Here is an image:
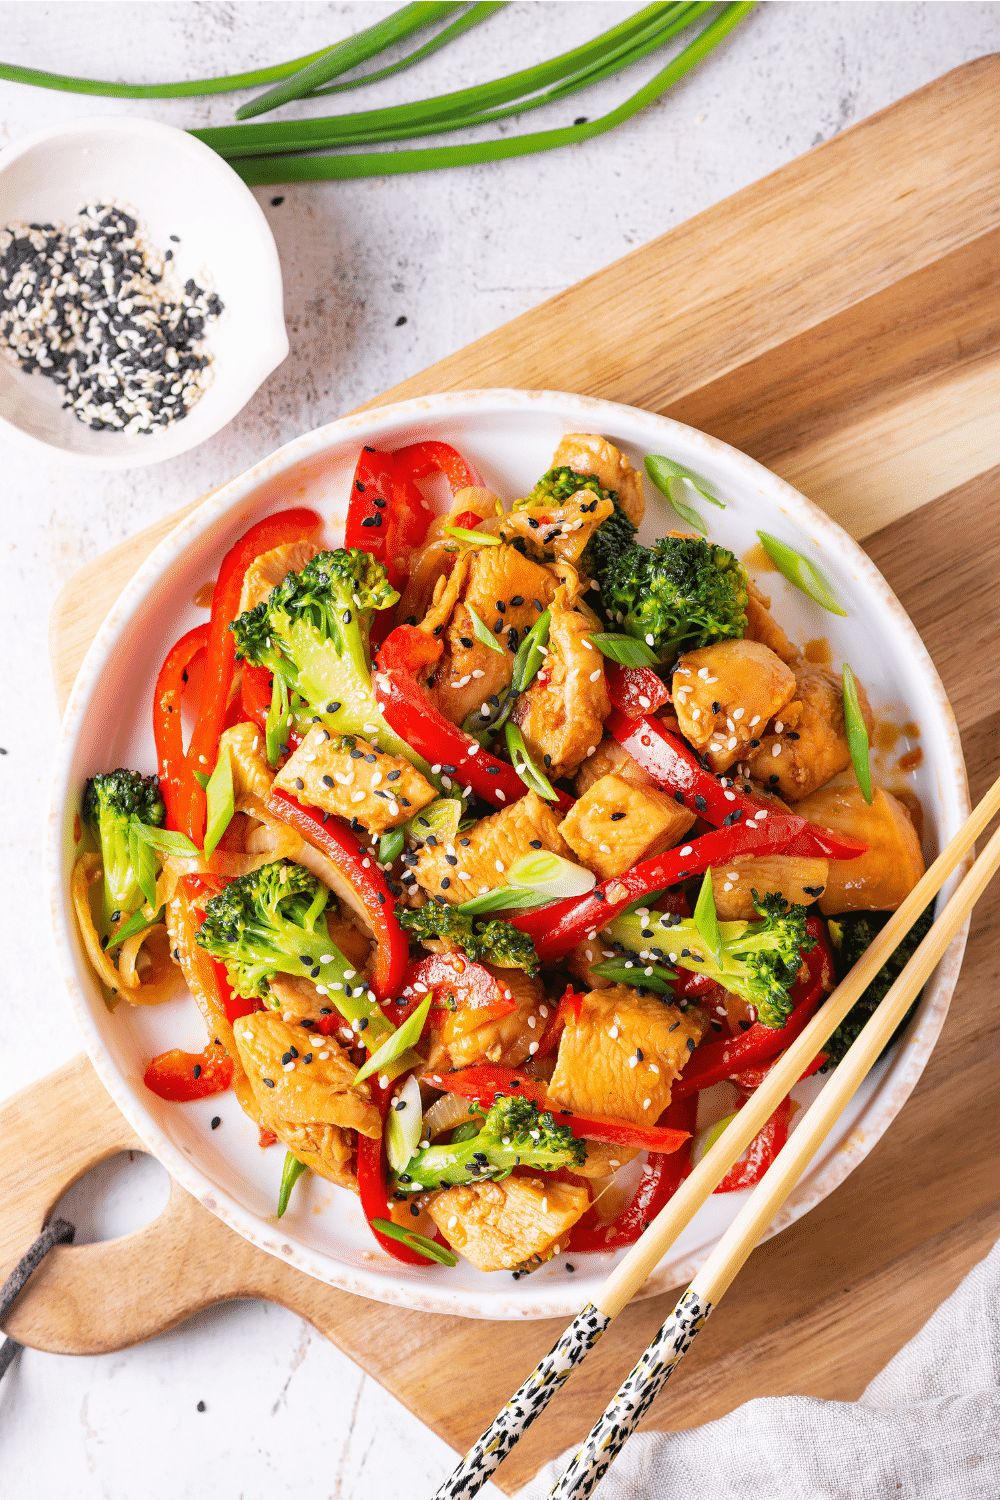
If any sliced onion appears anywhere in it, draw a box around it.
[118,924,183,1006]
[422,1090,480,1140]
[589,1149,649,1223]
[506,850,596,902]
[386,1073,424,1174]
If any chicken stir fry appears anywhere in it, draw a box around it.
[75,432,929,1278]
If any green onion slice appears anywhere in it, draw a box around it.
[107,903,164,952]
[128,818,160,910]
[693,867,723,967]
[645,454,725,537]
[370,1218,458,1266]
[379,826,405,867]
[505,722,557,800]
[386,1073,424,1174]
[266,670,291,766]
[444,525,501,546]
[588,633,661,668]
[690,1111,739,1169]
[465,603,506,656]
[512,608,550,694]
[842,663,873,805]
[276,1151,309,1219]
[405,796,464,847]
[456,885,552,916]
[132,824,200,858]
[507,849,596,901]
[354,996,432,1084]
[203,744,235,860]
[192,771,211,792]
[756,532,848,617]
[589,959,675,994]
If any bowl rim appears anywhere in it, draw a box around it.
[45,387,971,1319]
[0,114,288,471]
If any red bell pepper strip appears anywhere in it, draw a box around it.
[606,709,868,862]
[389,952,516,1025]
[672,918,834,1098]
[715,1096,794,1192]
[153,625,209,834]
[606,665,670,718]
[181,508,320,844]
[185,879,262,1024]
[357,1077,429,1265]
[569,1094,697,1251]
[531,984,578,1060]
[420,1065,690,1154]
[266,788,408,1003]
[240,660,273,734]
[511,814,810,964]
[374,625,527,809]
[143,1043,234,1102]
[392,440,483,493]
[731,1051,827,1091]
[345,447,431,593]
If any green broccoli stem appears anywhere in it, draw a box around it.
[396,1134,576,1192]
[97,813,142,928]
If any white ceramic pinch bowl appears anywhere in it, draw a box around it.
[47,389,970,1320]
[0,116,287,470]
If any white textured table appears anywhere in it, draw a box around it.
[1,4,998,1495]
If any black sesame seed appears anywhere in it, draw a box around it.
[529,839,543,849]
[192,1064,202,1079]
[197,1401,206,1413]
[211,1116,221,1129]
[610,810,625,820]
[674,790,685,805]
[440,877,451,889]
[326,701,341,712]
[687,1038,696,1051]
[263,1078,275,1087]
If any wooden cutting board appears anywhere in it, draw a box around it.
[6,58,998,1495]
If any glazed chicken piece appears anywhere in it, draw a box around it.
[512,586,610,779]
[794,785,925,913]
[428,544,558,727]
[709,853,830,921]
[744,579,800,667]
[574,735,656,796]
[428,1176,590,1272]
[672,639,797,774]
[550,433,646,527]
[274,725,436,835]
[232,1011,381,1137]
[411,791,571,905]
[238,539,321,615]
[441,965,549,1068]
[559,773,696,882]
[566,937,615,991]
[548,985,705,1125]
[747,663,874,801]
[500,489,615,567]
[271,1121,357,1191]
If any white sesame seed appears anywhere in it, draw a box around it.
[723,881,733,891]
[318,1051,330,1060]
[727,736,738,749]
[283,1060,295,1072]
[608,1025,619,1038]
[589,669,602,682]
[371,771,383,786]
[495,790,505,801]
[528,1042,539,1054]
[527,1016,536,1029]
[733,707,745,720]
[448,1215,459,1229]
[363,724,379,734]
[643,1098,651,1109]
[379,1074,389,1088]
[351,789,367,802]
[586,745,596,756]
[680,845,693,856]
[723,790,736,801]
[772,743,782,757]
[645,634,655,645]
[698,667,710,679]
[599,842,611,853]
[472,669,485,678]
[775,722,784,734]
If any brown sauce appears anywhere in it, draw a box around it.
[194,581,215,608]
[742,541,778,573]
[802,637,831,666]
[902,720,920,738]
[874,721,902,751]
[893,788,924,843]
[897,746,923,772]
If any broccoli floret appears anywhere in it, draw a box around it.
[579,495,638,585]
[395,1093,585,1192]
[195,859,392,1040]
[599,535,748,660]
[824,905,934,1064]
[399,902,539,975]
[518,465,612,511]
[601,892,813,1029]
[82,769,165,928]
[230,548,419,766]
[512,467,638,585]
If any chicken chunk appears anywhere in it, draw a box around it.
[441,965,548,1068]
[274,726,436,835]
[574,736,656,796]
[794,785,925,914]
[559,773,696,882]
[411,791,570,905]
[428,544,558,726]
[548,985,705,1124]
[566,938,615,990]
[501,489,615,567]
[747,663,874,801]
[232,1011,381,1137]
[551,433,645,527]
[428,1176,589,1272]
[710,853,829,921]
[275,1121,357,1191]
[238,539,321,615]
[745,580,800,667]
[512,586,610,779]
[672,640,797,773]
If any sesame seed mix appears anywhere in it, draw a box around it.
[1,203,224,433]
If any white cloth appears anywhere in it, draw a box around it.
[517,1238,1000,1499]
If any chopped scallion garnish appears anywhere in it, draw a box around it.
[842,663,873,804]
[756,531,848,617]
[354,996,432,1084]
[588,633,662,668]
[645,454,725,536]
[370,1217,458,1266]
[203,744,235,859]
[276,1151,309,1219]
[505,722,557,801]
[465,604,506,656]
[693,867,723,967]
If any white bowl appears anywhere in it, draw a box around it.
[47,390,970,1319]
[0,116,287,469]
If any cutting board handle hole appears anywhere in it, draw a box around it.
[50,1150,171,1246]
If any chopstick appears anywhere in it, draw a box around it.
[433,773,999,1500]
[546,813,1000,1499]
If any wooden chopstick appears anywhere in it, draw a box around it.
[433,774,999,1500]
[546,813,1000,1499]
